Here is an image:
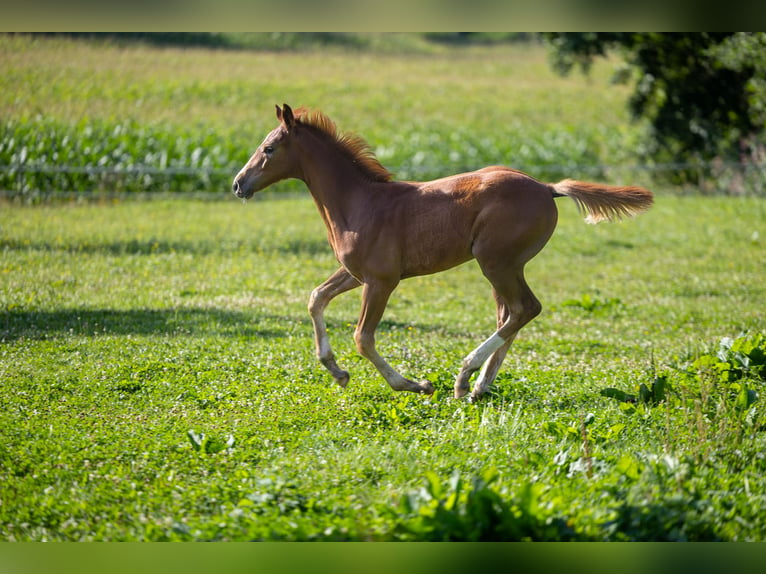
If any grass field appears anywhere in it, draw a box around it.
[2,195,764,541]
[1,35,766,541]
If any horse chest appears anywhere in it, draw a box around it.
[329,226,402,282]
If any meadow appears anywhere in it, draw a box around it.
[1,33,644,197]
[1,34,765,541]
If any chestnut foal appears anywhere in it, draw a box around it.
[233,104,653,400]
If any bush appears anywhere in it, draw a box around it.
[392,469,582,541]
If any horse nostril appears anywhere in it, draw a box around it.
[232,180,240,194]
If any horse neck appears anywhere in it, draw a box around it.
[295,131,376,228]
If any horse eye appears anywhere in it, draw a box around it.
[263,145,274,154]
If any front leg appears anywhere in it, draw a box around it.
[354,280,434,395]
[308,267,361,387]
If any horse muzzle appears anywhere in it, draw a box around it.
[232,176,255,199]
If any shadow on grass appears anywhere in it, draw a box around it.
[0,237,330,257]
[0,308,291,341]
[1,306,476,343]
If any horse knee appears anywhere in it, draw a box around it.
[307,288,323,316]
[353,329,374,357]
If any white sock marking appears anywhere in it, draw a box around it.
[464,333,505,371]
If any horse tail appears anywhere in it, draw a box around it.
[551,179,653,224]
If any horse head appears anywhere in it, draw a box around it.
[232,104,299,199]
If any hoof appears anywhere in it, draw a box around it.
[334,371,350,388]
[453,386,469,399]
[418,381,435,395]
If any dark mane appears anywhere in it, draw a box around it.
[294,107,393,183]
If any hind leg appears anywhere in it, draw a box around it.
[455,191,555,399]
[471,291,515,397]
[454,271,541,400]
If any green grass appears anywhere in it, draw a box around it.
[1,195,765,541]
[1,34,644,197]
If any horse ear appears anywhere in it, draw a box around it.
[275,104,283,121]
[281,103,295,130]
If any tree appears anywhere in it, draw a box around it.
[542,33,766,180]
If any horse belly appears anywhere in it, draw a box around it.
[399,210,474,277]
